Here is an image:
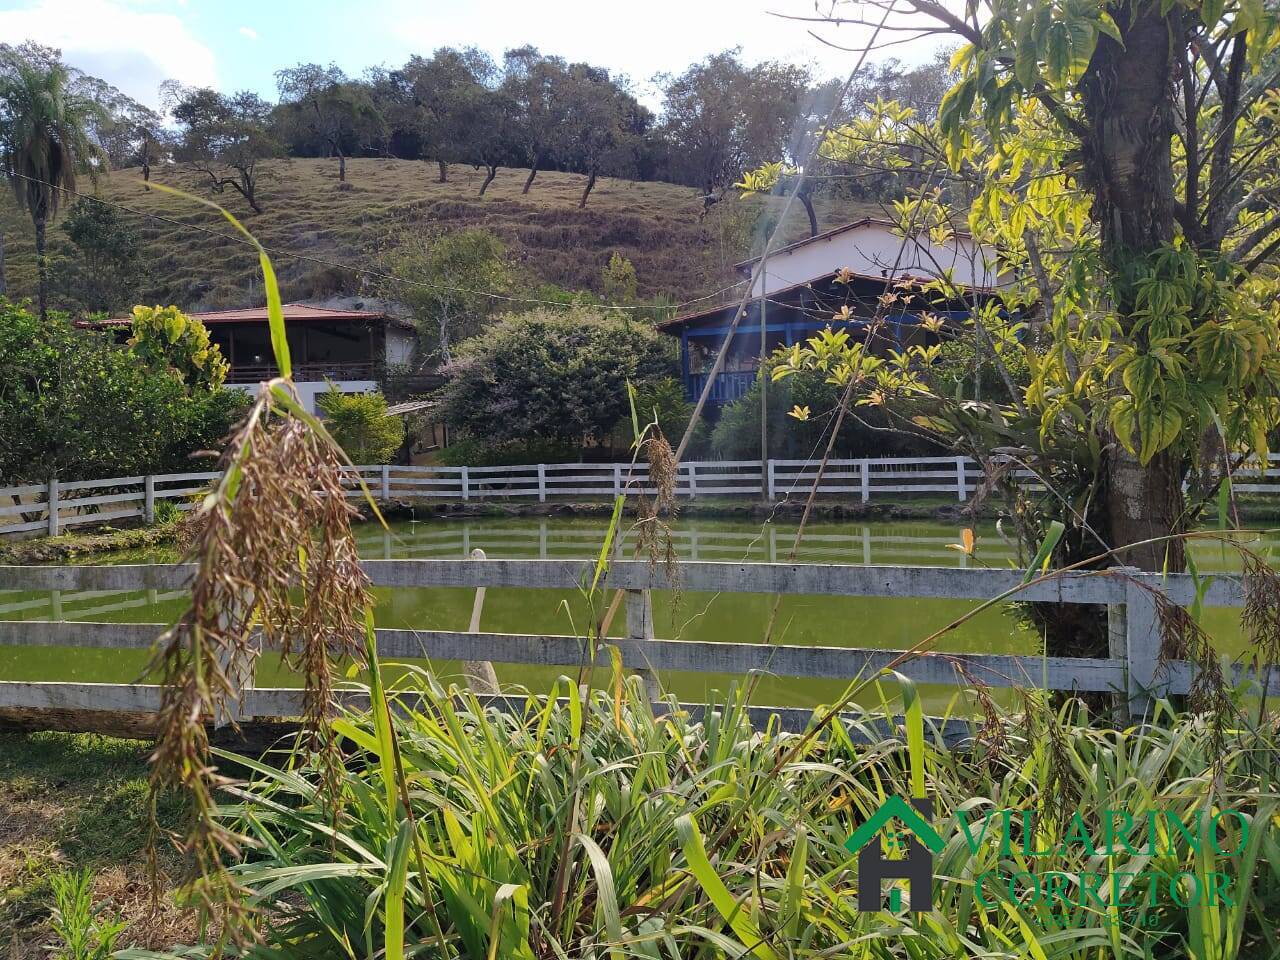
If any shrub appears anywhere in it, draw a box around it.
[316,387,405,464]
[127,304,229,392]
[0,299,249,482]
[712,362,938,460]
[435,435,580,467]
[436,306,678,457]
[612,376,707,452]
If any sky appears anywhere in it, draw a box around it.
[0,0,941,110]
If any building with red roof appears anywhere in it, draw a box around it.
[94,302,418,412]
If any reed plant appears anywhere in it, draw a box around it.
[120,671,1279,959]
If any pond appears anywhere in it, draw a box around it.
[0,516,1259,712]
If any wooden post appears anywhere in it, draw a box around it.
[1106,590,1130,726]
[955,456,968,502]
[1123,573,1162,721]
[381,464,391,502]
[625,588,661,702]
[462,547,499,694]
[143,475,156,525]
[613,464,623,497]
[759,247,769,499]
[460,466,470,502]
[537,463,547,502]
[46,478,59,537]
[766,459,777,500]
[687,463,698,500]
[860,459,871,503]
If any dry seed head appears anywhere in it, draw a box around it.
[147,389,372,942]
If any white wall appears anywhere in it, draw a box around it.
[228,379,379,413]
[385,326,416,367]
[749,222,1004,297]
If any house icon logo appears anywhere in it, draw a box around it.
[844,796,944,911]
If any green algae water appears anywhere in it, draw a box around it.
[0,516,1259,711]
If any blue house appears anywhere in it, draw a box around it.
[659,218,1008,411]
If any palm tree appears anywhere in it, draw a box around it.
[0,52,105,317]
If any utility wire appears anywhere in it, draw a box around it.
[1,168,749,316]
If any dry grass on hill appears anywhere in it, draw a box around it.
[0,159,880,313]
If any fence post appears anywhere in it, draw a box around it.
[1106,589,1130,726]
[1122,571,1162,721]
[381,464,391,502]
[687,463,698,500]
[462,547,499,694]
[46,478,59,537]
[955,456,968,502]
[461,466,470,503]
[537,463,547,502]
[613,464,623,497]
[625,588,662,702]
[143,475,156,525]
[860,459,870,503]
[766,459,777,500]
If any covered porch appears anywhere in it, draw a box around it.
[662,272,973,411]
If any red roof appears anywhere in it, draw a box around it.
[88,303,413,330]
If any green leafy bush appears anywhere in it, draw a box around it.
[315,387,405,464]
[127,304,230,392]
[0,299,248,482]
[711,362,937,460]
[613,376,707,453]
[436,306,678,457]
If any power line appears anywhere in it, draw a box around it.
[2,169,749,315]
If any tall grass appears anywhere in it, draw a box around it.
[120,674,1279,959]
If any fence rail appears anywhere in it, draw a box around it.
[1,559,1276,737]
[7,453,1280,538]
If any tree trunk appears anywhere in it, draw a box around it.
[0,229,6,297]
[436,159,448,183]
[1103,446,1186,570]
[477,163,497,196]
[799,191,819,237]
[1079,0,1182,574]
[522,156,540,194]
[337,150,347,182]
[34,213,47,319]
[239,177,264,214]
[438,307,452,364]
[579,169,598,208]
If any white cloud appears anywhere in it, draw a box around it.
[0,0,217,108]
[238,26,259,41]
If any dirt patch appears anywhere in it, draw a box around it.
[0,732,194,957]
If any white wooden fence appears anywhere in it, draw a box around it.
[6,453,1280,537]
[0,559,1276,737]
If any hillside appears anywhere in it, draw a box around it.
[0,159,874,314]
